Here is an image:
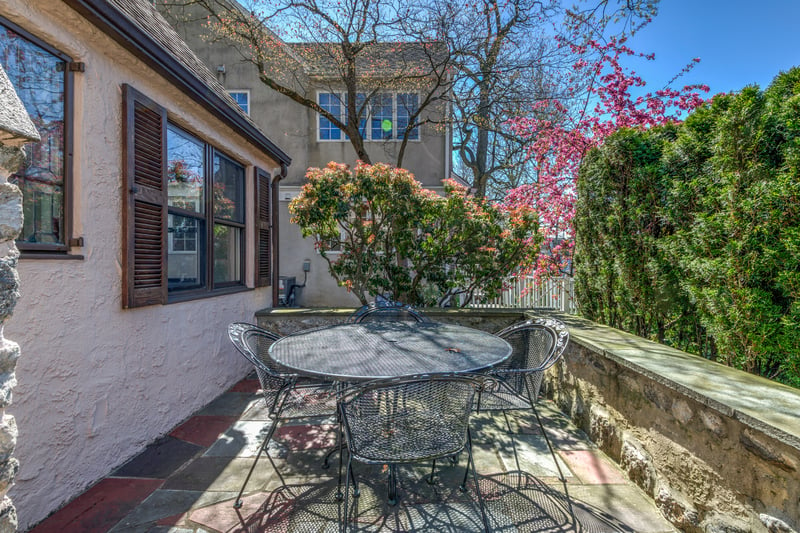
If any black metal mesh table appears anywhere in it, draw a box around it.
[270,321,512,381]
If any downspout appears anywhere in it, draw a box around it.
[271,162,288,307]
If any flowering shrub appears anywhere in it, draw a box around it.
[289,162,540,306]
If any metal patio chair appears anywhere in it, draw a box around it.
[474,317,575,522]
[346,299,431,324]
[337,373,491,532]
[227,322,336,508]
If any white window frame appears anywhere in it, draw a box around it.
[316,90,420,142]
[227,90,250,115]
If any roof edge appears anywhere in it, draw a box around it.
[62,0,291,166]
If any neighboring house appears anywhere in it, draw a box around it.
[162,9,453,306]
[0,0,290,529]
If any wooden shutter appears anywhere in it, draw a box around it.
[255,168,272,287]
[122,84,168,308]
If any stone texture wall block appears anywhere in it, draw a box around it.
[0,374,15,409]
[0,258,18,325]
[741,429,797,472]
[0,415,16,462]
[760,514,797,533]
[671,398,694,425]
[654,483,700,530]
[0,496,17,533]
[0,458,18,499]
[700,409,728,439]
[0,341,19,375]
[0,183,22,243]
[619,433,657,496]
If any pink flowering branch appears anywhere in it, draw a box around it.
[504,35,709,278]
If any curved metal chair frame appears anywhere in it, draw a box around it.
[475,317,575,523]
[337,373,491,532]
[228,322,335,508]
[346,300,431,324]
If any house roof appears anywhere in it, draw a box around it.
[286,41,449,79]
[62,0,291,166]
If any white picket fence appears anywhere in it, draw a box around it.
[471,276,576,313]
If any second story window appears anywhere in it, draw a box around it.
[318,91,419,142]
[227,90,249,115]
[1,18,74,254]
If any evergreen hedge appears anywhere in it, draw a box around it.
[575,68,800,387]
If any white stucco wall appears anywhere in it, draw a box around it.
[0,1,281,529]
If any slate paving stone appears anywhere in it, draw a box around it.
[160,456,279,493]
[113,436,204,479]
[195,391,258,417]
[560,450,628,484]
[28,478,164,533]
[568,484,678,532]
[169,415,238,447]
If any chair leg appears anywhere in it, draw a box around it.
[428,459,437,484]
[234,417,279,508]
[532,403,576,526]
[465,429,491,533]
[388,464,398,505]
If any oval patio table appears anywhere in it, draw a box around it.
[269,321,512,382]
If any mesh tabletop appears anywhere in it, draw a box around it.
[270,321,512,382]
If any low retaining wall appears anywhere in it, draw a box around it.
[254,307,529,335]
[547,314,800,533]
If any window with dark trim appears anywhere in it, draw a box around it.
[0,17,74,254]
[318,91,419,142]
[122,84,271,308]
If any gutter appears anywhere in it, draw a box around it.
[271,163,287,307]
[63,0,291,166]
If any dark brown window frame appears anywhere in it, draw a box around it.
[0,16,76,257]
[165,123,247,300]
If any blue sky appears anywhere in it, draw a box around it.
[621,1,800,96]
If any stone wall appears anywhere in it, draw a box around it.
[255,307,529,335]
[544,314,800,533]
[0,60,40,533]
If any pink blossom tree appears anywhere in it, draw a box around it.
[505,33,710,277]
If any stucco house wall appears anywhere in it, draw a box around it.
[0,1,285,529]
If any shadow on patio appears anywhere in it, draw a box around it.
[30,375,675,533]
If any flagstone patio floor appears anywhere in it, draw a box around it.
[29,376,676,532]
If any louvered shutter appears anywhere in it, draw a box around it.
[255,168,272,287]
[122,84,168,308]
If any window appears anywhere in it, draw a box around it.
[318,91,419,142]
[122,85,271,308]
[0,18,73,253]
[227,90,249,115]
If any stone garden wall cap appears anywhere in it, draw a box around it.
[0,63,40,147]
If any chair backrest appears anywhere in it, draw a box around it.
[495,317,569,372]
[491,318,569,402]
[347,301,431,324]
[339,373,485,463]
[227,322,292,395]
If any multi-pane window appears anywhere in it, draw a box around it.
[370,93,394,140]
[397,93,419,140]
[166,124,244,293]
[318,91,419,141]
[319,92,343,140]
[0,18,72,252]
[227,90,249,115]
